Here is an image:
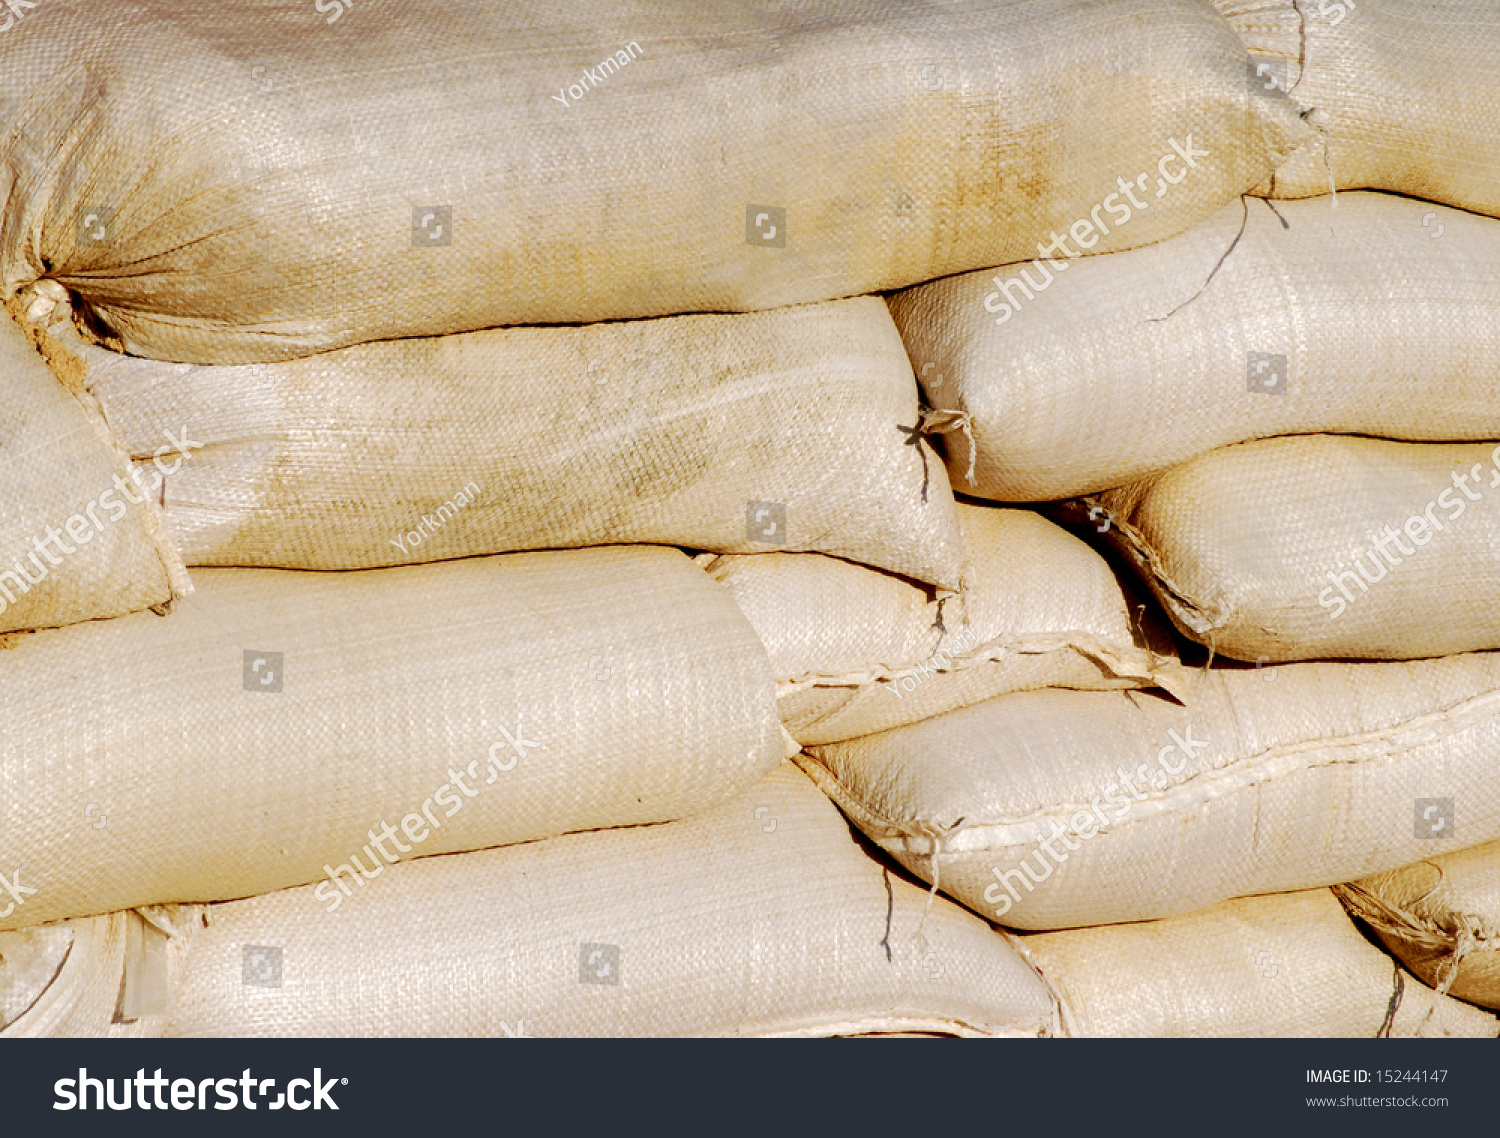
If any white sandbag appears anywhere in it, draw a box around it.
[52,295,963,591]
[0,0,1305,363]
[0,911,171,1039]
[1020,889,1499,1038]
[0,303,188,633]
[1216,0,1500,217]
[1337,842,1500,1011]
[0,547,786,932]
[800,653,1500,930]
[1090,434,1500,663]
[889,193,1500,501]
[147,765,1059,1038]
[703,504,1183,746]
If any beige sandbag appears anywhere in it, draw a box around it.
[800,653,1500,930]
[889,193,1500,502]
[150,765,1059,1038]
[1020,889,1499,1038]
[1217,1,1500,217]
[703,504,1183,746]
[53,295,962,591]
[1337,842,1500,1011]
[1088,434,1500,663]
[0,0,1305,364]
[0,547,786,932]
[0,911,171,1039]
[0,303,189,633]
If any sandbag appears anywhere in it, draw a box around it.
[1337,842,1500,1011]
[889,193,1500,501]
[0,547,786,932]
[703,503,1183,746]
[0,911,171,1039]
[0,0,1306,364]
[0,304,189,633]
[143,765,1059,1038]
[1216,0,1500,217]
[800,653,1500,930]
[50,294,963,590]
[1020,889,1499,1038]
[1088,434,1500,663]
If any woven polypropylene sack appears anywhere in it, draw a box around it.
[1089,435,1500,663]
[800,653,1500,930]
[0,548,787,932]
[52,295,962,590]
[1216,1,1500,217]
[0,304,188,633]
[0,910,173,1039]
[889,193,1500,502]
[1020,889,1499,1038]
[703,504,1184,746]
[1337,843,1500,1011]
[143,765,1059,1038]
[0,0,1306,364]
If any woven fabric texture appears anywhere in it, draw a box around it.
[56,295,963,590]
[802,653,1500,929]
[0,0,1304,363]
[1093,434,1500,662]
[150,765,1060,1038]
[1023,889,1499,1037]
[0,547,785,931]
[890,193,1500,502]
[705,503,1183,746]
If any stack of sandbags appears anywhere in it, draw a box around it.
[869,33,1500,1025]
[11,0,1481,1040]
[0,548,792,931]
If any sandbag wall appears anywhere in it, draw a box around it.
[3,0,1497,1039]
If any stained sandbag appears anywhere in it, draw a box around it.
[0,547,786,932]
[1217,0,1500,217]
[51,295,963,590]
[0,303,189,633]
[800,653,1500,930]
[0,0,1305,364]
[703,504,1183,746]
[145,765,1058,1038]
[1020,889,1499,1038]
[1087,434,1500,663]
[890,193,1500,502]
[1337,842,1500,1011]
